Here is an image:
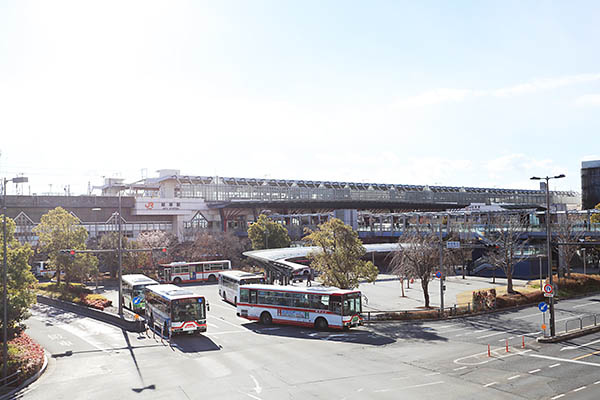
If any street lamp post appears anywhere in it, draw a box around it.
[2,176,28,380]
[116,189,124,318]
[531,174,565,337]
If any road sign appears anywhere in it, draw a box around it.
[446,241,460,249]
[435,271,442,278]
[133,296,142,305]
[543,284,553,295]
[538,302,548,312]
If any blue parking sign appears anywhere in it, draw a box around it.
[133,296,142,305]
[538,302,548,312]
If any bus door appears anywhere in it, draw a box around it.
[190,267,197,281]
[164,268,171,283]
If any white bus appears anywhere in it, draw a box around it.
[122,274,159,313]
[157,260,232,284]
[218,270,265,305]
[145,284,208,337]
[237,284,363,330]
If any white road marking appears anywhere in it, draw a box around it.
[454,349,531,366]
[250,375,262,394]
[208,315,246,331]
[357,388,364,392]
[453,366,467,371]
[207,330,249,335]
[571,303,592,308]
[551,395,565,400]
[246,394,262,400]
[207,323,219,328]
[549,363,560,368]
[560,339,600,352]
[439,326,470,334]
[594,381,600,385]
[426,372,441,376]
[478,330,517,339]
[528,354,600,368]
[483,382,497,387]
[555,314,583,323]
[508,375,520,380]
[405,381,444,389]
[512,313,538,320]
[528,369,541,374]
[455,329,491,337]
[573,386,586,392]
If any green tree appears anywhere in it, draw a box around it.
[303,218,378,289]
[33,207,92,286]
[1,216,36,335]
[247,214,291,250]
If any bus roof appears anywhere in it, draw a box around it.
[238,284,360,296]
[122,274,158,286]
[219,270,264,280]
[158,260,230,267]
[145,284,203,301]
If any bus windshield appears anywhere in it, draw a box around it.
[172,298,205,323]
[132,285,147,297]
[343,293,361,316]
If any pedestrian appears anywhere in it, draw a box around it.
[306,270,313,286]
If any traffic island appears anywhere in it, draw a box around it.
[537,324,600,343]
[36,295,145,332]
[0,332,47,399]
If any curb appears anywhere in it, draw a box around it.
[37,295,145,332]
[0,352,48,400]
[537,325,600,343]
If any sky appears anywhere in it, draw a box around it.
[1,1,599,196]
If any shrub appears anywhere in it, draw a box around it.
[0,332,44,386]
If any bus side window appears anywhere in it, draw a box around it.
[240,288,249,303]
[329,295,342,314]
[250,290,257,304]
[196,265,203,273]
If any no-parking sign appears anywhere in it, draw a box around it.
[543,283,554,297]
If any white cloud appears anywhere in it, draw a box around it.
[575,94,600,107]
[395,73,600,108]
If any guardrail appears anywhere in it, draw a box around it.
[0,369,21,388]
[565,314,599,333]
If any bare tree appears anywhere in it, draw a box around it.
[555,210,585,278]
[392,228,451,308]
[484,213,530,294]
[191,232,250,267]
[446,220,475,279]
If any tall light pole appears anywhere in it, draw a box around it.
[2,176,28,380]
[531,173,565,337]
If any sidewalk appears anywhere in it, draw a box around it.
[358,274,531,311]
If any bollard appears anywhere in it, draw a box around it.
[488,344,491,357]
[505,339,509,353]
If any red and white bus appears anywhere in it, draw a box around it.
[218,270,265,305]
[158,260,231,284]
[145,284,208,337]
[236,284,362,330]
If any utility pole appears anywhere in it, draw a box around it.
[439,223,444,315]
[117,189,123,318]
[531,174,565,337]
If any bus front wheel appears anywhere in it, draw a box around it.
[260,312,272,325]
[315,317,328,331]
[173,277,182,284]
[208,275,217,283]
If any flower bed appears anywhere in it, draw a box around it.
[37,282,112,311]
[0,332,44,387]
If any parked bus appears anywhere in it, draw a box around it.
[122,274,159,313]
[218,270,265,305]
[157,260,232,284]
[236,284,362,330]
[145,284,208,337]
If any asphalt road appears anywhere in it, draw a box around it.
[15,284,600,400]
